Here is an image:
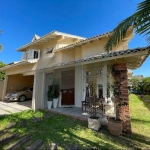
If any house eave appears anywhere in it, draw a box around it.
[17,31,86,52]
[51,46,150,70]
[54,31,113,53]
[0,61,36,71]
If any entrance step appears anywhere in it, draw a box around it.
[6,135,31,150]
[43,114,51,119]
[49,143,58,150]
[70,145,78,150]
[26,139,43,150]
[32,117,41,123]
[6,122,16,129]
[0,133,18,145]
[19,119,28,127]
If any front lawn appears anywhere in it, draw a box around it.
[0,94,150,149]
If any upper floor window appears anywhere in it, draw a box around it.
[21,49,40,61]
[34,51,39,59]
[46,47,53,53]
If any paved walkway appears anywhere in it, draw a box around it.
[0,100,32,115]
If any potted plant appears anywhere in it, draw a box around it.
[47,85,54,109]
[53,84,60,108]
[88,96,101,131]
[107,117,123,136]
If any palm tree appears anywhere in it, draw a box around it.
[0,30,3,52]
[105,0,150,52]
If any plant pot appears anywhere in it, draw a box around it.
[47,101,52,109]
[88,117,101,131]
[99,116,108,126]
[108,118,123,136]
[53,98,58,108]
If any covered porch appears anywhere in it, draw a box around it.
[47,107,107,122]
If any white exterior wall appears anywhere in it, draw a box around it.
[44,73,53,108]
[57,38,74,49]
[102,62,107,102]
[0,80,4,100]
[2,76,8,101]
[32,71,44,110]
[75,65,83,107]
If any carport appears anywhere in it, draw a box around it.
[6,74,34,94]
[4,74,34,109]
[0,61,36,109]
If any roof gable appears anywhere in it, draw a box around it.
[31,34,40,42]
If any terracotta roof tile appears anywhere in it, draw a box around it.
[53,46,150,68]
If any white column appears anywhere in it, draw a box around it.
[2,75,8,101]
[41,71,45,109]
[32,71,44,110]
[32,72,37,110]
[82,69,86,101]
[102,62,107,102]
[75,65,83,107]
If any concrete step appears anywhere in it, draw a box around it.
[26,139,43,150]
[49,143,58,150]
[0,133,18,145]
[6,135,31,150]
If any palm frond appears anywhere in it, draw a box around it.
[104,16,135,52]
[105,0,150,52]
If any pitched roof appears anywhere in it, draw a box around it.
[0,61,36,70]
[52,46,150,69]
[31,34,40,42]
[54,31,112,52]
[17,31,86,51]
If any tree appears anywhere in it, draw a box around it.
[129,77,150,94]
[0,62,6,80]
[143,77,150,93]
[129,78,140,90]
[105,0,150,52]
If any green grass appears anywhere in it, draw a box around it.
[130,94,150,138]
[0,94,150,149]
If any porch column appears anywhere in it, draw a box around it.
[75,65,83,107]
[102,62,107,101]
[32,70,44,110]
[2,75,8,101]
[112,63,132,133]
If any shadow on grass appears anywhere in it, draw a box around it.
[0,109,150,149]
[137,95,150,111]
[132,118,150,124]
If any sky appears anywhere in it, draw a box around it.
[0,0,149,76]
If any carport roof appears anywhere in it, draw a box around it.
[0,61,33,70]
[51,46,150,70]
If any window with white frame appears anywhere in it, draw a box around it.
[21,49,40,61]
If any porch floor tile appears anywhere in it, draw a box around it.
[47,107,103,121]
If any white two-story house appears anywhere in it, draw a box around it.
[1,29,150,133]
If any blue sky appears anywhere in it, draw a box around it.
[0,0,149,76]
